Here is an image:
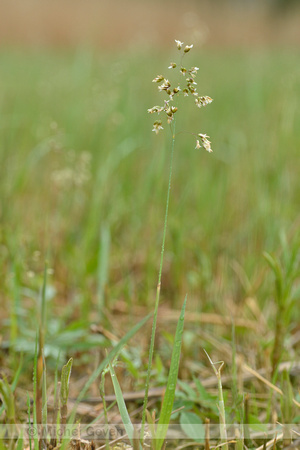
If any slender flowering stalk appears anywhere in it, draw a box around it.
[141,39,214,441]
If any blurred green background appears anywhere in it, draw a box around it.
[0,0,300,372]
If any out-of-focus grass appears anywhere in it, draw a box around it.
[0,47,300,372]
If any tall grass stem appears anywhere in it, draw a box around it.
[141,120,176,433]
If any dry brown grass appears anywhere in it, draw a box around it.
[0,0,300,50]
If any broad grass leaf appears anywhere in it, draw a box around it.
[180,411,204,443]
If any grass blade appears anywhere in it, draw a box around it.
[60,357,73,434]
[27,393,32,450]
[32,334,39,450]
[15,428,24,450]
[97,223,110,318]
[42,351,48,447]
[0,377,16,424]
[109,362,134,443]
[155,295,187,450]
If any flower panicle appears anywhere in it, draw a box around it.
[148,39,214,149]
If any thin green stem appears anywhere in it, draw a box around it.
[141,120,176,435]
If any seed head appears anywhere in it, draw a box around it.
[165,105,172,116]
[147,106,164,114]
[184,44,193,53]
[152,75,165,83]
[152,120,164,135]
[158,79,171,91]
[198,133,212,153]
[188,86,197,95]
[189,67,199,76]
[187,77,197,85]
[200,96,213,106]
[195,96,213,108]
[148,39,214,154]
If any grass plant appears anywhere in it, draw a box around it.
[0,42,300,449]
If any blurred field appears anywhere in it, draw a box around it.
[1,0,300,49]
[1,44,300,347]
[1,3,300,441]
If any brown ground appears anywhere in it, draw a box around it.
[0,0,300,50]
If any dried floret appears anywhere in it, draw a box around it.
[200,96,213,106]
[198,133,212,152]
[152,75,165,83]
[195,96,213,108]
[195,140,201,150]
[184,44,193,53]
[158,80,171,91]
[189,67,199,77]
[148,106,164,114]
[175,39,184,50]
[152,120,164,134]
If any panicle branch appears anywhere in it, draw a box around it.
[148,39,214,152]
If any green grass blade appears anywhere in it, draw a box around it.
[9,262,20,350]
[42,352,47,427]
[109,362,134,443]
[41,262,48,331]
[60,357,73,444]
[11,354,23,392]
[60,357,73,407]
[15,428,24,450]
[0,377,15,424]
[263,251,283,302]
[27,393,32,450]
[97,223,110,318]
[32,333,39,450]
[156,295,187,450]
